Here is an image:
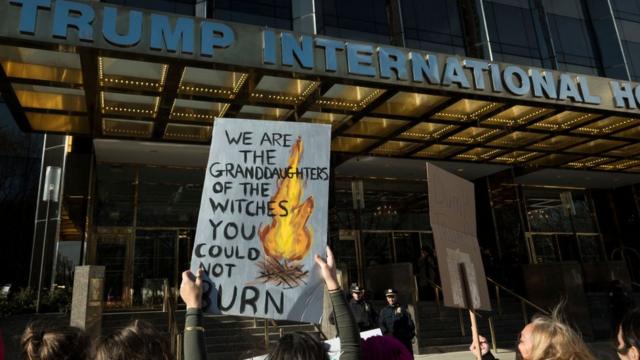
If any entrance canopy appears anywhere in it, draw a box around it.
[2,0,640,173]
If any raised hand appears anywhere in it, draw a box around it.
[180,268,204,309]
[314,246,339,291]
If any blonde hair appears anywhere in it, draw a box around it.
[526,307,595,360]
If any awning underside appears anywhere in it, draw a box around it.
[2,45,640,173]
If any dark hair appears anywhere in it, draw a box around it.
[95,320,173,360]
[267,332,328,360]
[21,322,90,360]
[619,308,640,353]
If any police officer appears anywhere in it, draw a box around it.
[348,284,377,331]
[329,284,377,331]
[379,288,415,354]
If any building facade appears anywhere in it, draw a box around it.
[1,0,640,330]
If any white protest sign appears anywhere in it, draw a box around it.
[426,163,491,311]
[192,118,331,322]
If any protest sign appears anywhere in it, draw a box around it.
[426,163,491,311]
[192,118,331,322]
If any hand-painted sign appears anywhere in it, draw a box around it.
[192,118,331,322]
[426,163,491,311]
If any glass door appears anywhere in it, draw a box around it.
[132,229,177,308]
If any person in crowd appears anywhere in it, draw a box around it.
[610,280,636,337]
[361,334,413,360]
[515,307,595,360]
[348,284,377,331]
[468,335,496,360]
[330,284,377,331]
[94,320,173,360]
[616,307,640,360]
[379,288,415,355]
[21,322,91,360]
[177,246,360,360]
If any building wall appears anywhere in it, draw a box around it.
[0,100,43,287]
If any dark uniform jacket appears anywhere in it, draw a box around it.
[348,298,377,331]
[378,303,415,340]
[329,298,377,331]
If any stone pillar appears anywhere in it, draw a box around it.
[70,266,105,338]
[292,0,316,34]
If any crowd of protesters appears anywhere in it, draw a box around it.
[18,245,640,359]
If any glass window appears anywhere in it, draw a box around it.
[400,0,466,55]
[94,164,135,226]
[133,230,176,307]
[612,0,640,22]
[543,0,602,75]
[136,166,204,227]
[214,0,292,30]
[102,0,195,16]
[95,228,131,304]
[483,0,549,67]
[612,0,640,80]
[316,0,391,44]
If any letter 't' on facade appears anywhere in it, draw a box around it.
[11,0,52,35]
[52,0,95,42]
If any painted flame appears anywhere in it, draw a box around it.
[259,137,314,261]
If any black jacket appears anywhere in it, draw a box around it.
[349,298,377,331]
[329,297,378,331]
[379,303,415,340]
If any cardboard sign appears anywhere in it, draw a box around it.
[426,163,491,311]
[192,118,331,322]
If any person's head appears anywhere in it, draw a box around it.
[95,320,173,360]
[420,246,429,257]
[351,284,363,301]
[21,322,91,360]
[361,335,412,360]
[267,331,328,360]
[617,308,640,360]
[517,309,595,360]
[385,289,397,305]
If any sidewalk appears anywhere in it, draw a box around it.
[415,349,515,359]
[413,341,616,360]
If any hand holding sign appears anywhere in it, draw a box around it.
[180,268,204,309]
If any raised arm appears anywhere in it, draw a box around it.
[180,268,207,360]
[315,247,361,360]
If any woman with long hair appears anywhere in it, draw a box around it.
[516,307,596,360]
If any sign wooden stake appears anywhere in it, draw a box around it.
[460,263,482,360]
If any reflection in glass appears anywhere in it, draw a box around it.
[133,230,176,308]
[483,0,550,67]
[94,164,135,226]
[400,0,466,55]
[95,229,130,305]
[317,0,391,44]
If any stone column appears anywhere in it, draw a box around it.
[292,0,316,34]
[70,266,105,338]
